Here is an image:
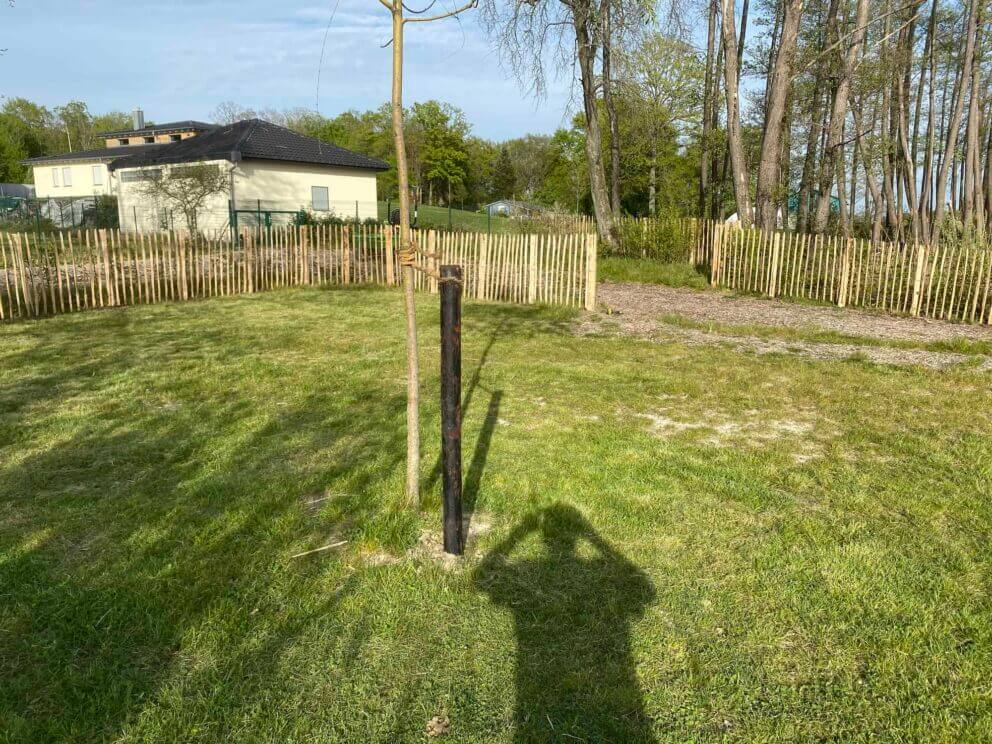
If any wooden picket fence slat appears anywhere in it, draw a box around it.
[0,225,597,321]
[705,221,992,325]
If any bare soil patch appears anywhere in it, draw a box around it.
[582,282,992,371]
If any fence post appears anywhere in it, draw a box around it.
[14,234,34,317]
[710,223,722,287]
[99,229,114,306]
[439,264,464,556]
[584,233,598,311]
[384,226,395,286]
[837,238,853,308]
[528,234,538,304]
[910,243,927,316]
[342,224,351,285]
[767,231,782,298]
[477,233,489,301]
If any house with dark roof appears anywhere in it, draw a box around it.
[109,118,388,232]
[23,109,212,200]
[23,110,389,231]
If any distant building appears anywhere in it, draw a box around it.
[484,199,546,218]
[23,109,211,199]
[109,118,388,232]
[22,110,389,232]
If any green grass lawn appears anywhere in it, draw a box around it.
[2,287,991,741]
[378,201,501,233]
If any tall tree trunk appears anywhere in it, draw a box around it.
[719,0,752,225]
[854,105,885,243]
[755,0,803,230]
[389,2,422,507]
[918,0,939,241]
[700,0,718,216]
[850,110,860,231]
[602,1,622,215]
[896,42,921,241]
[574,2,618,247]
[649,142,657,216]
[780,90,794,225]
[813,0,870,231]
[984,110,992,233]
[933,0,979,242]
[797,0,834,232]
[962,19,983,230]
[837,121,850,237]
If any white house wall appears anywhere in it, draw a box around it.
[32,163,115,199]
[115,159,380,233]
[234,160,378,221]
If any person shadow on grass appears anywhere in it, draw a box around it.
[474,504,656,742]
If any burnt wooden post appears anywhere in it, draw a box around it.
[440,264,464,555]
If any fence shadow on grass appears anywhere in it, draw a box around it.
[473,504,657,742]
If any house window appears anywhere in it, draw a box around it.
[62,167,72,187]
[311,186,329,211]
[52,169,59,187]
[120,169,158,182]
[118,138,129,146]
[170,134,182,142]
[144,136,155,144]
[92,166,103,186]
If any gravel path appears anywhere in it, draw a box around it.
[580,282,992,371]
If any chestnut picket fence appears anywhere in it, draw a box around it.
[0,224,598,321]
[705,221,992,324]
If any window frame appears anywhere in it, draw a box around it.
[311,185,329,212]
[118,138,129,146]
[52,168,59,187]
[62,167,72,187]
[91,165,103,186]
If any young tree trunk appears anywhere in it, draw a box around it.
[602,1,622,215]
[755,0,803,230]
[388,3,422,507]
[719,0,752,225]
[813,0,870,231]
[933,0,979,242]
[574,2,618,247]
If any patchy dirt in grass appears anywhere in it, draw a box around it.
[361,514,493,570]
[579,282,992,371]
[635,408,824,461]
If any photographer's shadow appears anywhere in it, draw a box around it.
[474,504,656,742]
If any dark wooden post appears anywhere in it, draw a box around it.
[440,264,463,555]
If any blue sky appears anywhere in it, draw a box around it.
[0,0,578,141]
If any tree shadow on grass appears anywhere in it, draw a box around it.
[474,504,657,743]
[0,314,411,740]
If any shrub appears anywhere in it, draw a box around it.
[611,215,694,263]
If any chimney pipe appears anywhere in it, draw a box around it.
[133,108,145,131]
